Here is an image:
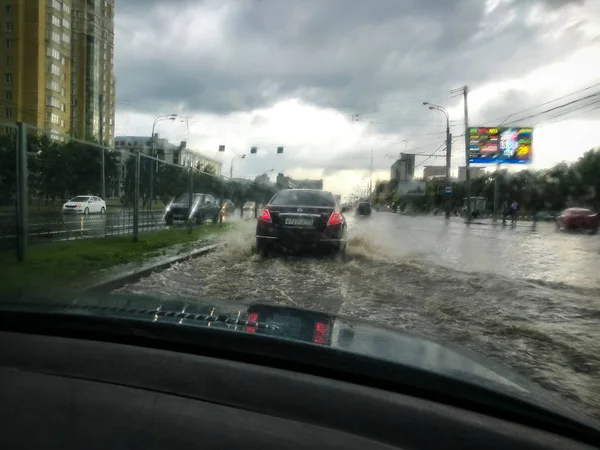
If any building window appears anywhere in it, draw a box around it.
[6,56,11,68]
[5,73,12,83]
[47,112,60,124]
[50,14,60,27]
[6,91,12,100]
[49,0,62,11]
[5,108,12,118]
[47,47,60,60]
[63,18,70,29]
[46,95,61,109]
[5,22,13,32]
[51,31,60,44]
[6,5,12,15]
[6,40,12,50]
[62,33,70,44]
[63,2,71,14]
[48,63,60,76]
[46,79,60,92]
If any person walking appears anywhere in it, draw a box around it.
[510,200,519,224]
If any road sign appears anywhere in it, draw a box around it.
[277,146,284,154]
[445,186,452,196]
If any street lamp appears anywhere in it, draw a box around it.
[423,101,451,219]
[149,113,177,208]
[230,154,246,178]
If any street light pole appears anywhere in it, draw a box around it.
[230,154,246,178]
[149,114,177,210]
[423,102,451,219]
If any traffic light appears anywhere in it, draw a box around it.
[250,146,257,154]
[218,145,225,152]
[277,146,284,154]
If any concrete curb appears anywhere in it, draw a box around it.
[80,242,224,295]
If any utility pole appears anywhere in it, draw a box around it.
[99,94,105,199]
[463,86,471,223]
[423,102,451,219]
[445,128,452,220]
[369,147,373,197]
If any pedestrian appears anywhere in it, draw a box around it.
[502,201,508,224]
[510,200,519,224]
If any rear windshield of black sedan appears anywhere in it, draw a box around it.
[270,190,336,207]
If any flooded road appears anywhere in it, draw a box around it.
[117,212,600,419]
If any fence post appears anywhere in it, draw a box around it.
[133,151,140,242]
[188,168,193,234]
[16,122,28,261]
[220,177,224,227]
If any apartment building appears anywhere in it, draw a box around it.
[0,0,115,144]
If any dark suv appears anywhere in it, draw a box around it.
[355,202,372,217]
[165,193,220,225]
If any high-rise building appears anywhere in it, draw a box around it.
[0,0,115,144]
[390,153,415,181]
[0,0,73,139]
[71,0,115,145]
[423,165,446,180]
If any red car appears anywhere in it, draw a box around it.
[555,208,598,234]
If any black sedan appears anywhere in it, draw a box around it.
[355,201,372,217]
[165,193,220,225]
[256,189,348,257]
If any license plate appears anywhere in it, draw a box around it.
[285,217,313,226]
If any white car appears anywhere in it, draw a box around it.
[62,196,106,214]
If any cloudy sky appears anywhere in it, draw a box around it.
[114,0,600,197]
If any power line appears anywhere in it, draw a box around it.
[480,80,600,125]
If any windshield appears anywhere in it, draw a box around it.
[70,196,90,202]
[176,194,203,204]
[271,190,336,207]
[1,0,599,429]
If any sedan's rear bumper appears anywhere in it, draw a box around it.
[256,222,345,252]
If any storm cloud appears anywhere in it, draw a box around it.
[113,0,600,184]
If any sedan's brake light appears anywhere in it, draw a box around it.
[246,312,259,333]
[314,321,328,344]
[258,209,272,223]
[327,212,343,226]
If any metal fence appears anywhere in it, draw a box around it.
[0,122,277,261]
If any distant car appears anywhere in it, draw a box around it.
[355,202,372,217]
[555,208,598,234]
[256,189,348,257]
[164,193,220,225]
[62,196,106,215]
[220,199,235,217]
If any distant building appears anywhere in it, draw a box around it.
[295,179,324,190]
[391,154,415,181]
[423,166,446,180]
[275,174,323,190]
[458,166,486,182]
[254,174,272,187]
[114,135,222,194]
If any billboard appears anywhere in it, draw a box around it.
[468,127,532,164]
[397,180,426,197]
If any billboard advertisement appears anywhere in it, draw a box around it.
[397,180,426,197]
[468,127,532,164]
[498,127,533,164]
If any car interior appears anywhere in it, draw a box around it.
[0,309,597,450]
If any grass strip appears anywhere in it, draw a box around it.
[0,224,230,297]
